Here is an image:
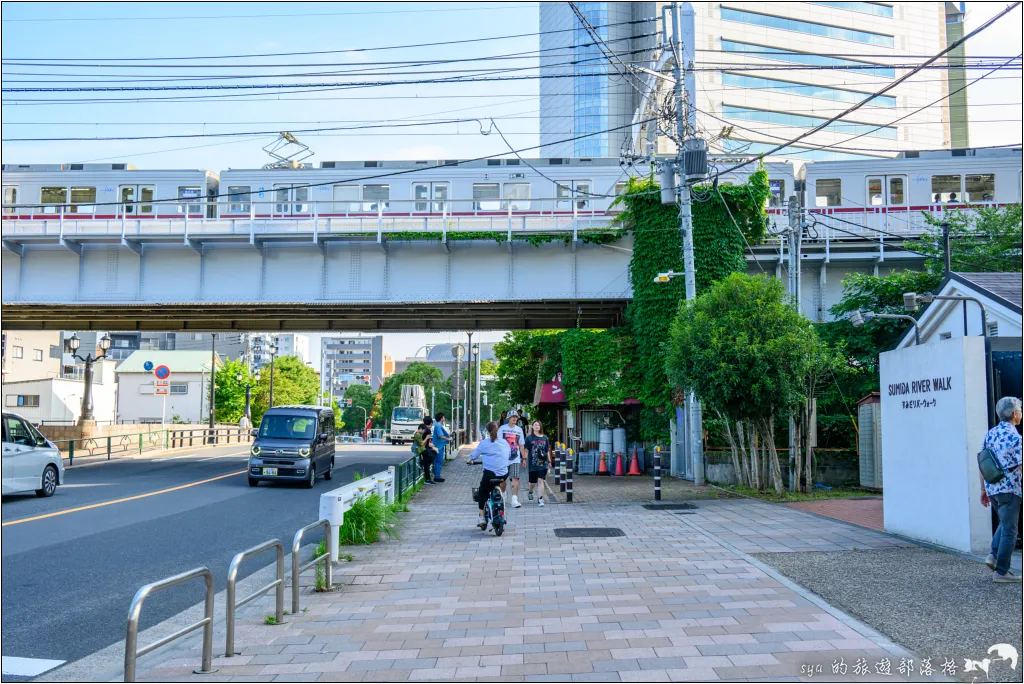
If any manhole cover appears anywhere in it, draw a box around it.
[553,528,625,538]
[672,511,697,515]
[642,503,698,510]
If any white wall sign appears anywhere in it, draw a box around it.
[880,337,990,554]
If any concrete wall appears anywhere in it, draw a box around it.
[880,336,990,553]
[116,371,210,424]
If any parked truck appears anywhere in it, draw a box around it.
[389,384,427,445]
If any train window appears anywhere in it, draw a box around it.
[502,183,531,210]
[965,174,995,203]
[3,186,17,214]
[362,184,390,212]
[412,182,449,212]
[69,187,96,214]
[41,187,67,213]
[769,179,785,207]
[931,175,961,203]
[178,187,203,215]
[472,183,501,211]
[615,182,628,196]
[867,178,884,206]
[815,179,842,207]
[227,186,251,213]
[889,176,906,205]
[332,185,358,212]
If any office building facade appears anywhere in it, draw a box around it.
[322,335,384,403]
[540,2,962,162]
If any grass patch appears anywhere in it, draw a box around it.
[719,483,878,503]
[313,539,329,591]
[264,615,278,625]
[342,553,354,562]
[338,493,401,545]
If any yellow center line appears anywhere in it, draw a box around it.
[1,470,246,527]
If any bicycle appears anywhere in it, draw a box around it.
[474,477,507,536]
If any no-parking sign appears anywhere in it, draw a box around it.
[154,365,171,380]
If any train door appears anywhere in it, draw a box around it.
[555,180,592,211]
[273,183,309,215]
[412,182,449,213]
[865,175,907,208]
[2,185,17,215]
[118,185,155,216]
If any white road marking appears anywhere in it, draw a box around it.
[60,483,116,488]
[1,656,66,676]
[198,453,249,462]
[153,451,247,463]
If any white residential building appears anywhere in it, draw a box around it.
[540,2,963,161]
[2,359,117,425]
[114,351,222,424]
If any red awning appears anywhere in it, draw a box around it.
[538,377,565,405]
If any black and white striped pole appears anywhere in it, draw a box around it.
[554,444,562,489]
[565,448,573,503]
[654,445,662,502]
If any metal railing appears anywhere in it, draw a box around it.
[225,539,284,657]
[124,567,216,682]
[168,427,252,449]
[291,519,332,614]
[392,455,424,501]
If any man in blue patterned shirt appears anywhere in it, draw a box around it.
[980,396,1023,582]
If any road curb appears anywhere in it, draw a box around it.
[65,444,250,470]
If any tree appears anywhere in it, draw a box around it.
[214,358,249,424]
[250,355,320,425]
[916,204,1022,275]
[493,331,550,406]
[340,384,375,433]
[667,273,821,494]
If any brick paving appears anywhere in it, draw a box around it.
[784,499,885,532]
[129,454,944,683]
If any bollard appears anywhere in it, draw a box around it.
[107,436,112,460]
[654,445,662,502]
[559,450,567,492]
[565,449,573,503]
[554,449,562,488]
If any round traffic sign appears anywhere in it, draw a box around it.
[143,360,154,371]
[154,365,171,380]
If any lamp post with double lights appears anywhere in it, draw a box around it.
[472,342,481,441]
[237,368,260,426]
[66,333,110,424]
[267,339,278,408]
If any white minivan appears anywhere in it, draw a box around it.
[2,412,65,497]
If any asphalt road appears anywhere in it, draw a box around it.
[0,443,410,681]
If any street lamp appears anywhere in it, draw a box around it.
[849,309,921,345]
[237,368,260,425]
[653,270,683,284]
[472,342,480,441]
[66,333,111,423]
[267,339,278,408]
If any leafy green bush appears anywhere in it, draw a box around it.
[338,493,400,545]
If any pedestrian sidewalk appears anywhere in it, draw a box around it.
[126,458,987,683]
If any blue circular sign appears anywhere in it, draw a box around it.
[154,365,171,380]
[143,360,154,371]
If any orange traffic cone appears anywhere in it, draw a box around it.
[627,446,642,476]
[597,450,610,476]
[613,451,625,476]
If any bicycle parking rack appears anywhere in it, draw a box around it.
[225,539,285,657]
[124,567,216,682]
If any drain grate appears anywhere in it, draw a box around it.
[553,527,625,538]
[643,503,698,511]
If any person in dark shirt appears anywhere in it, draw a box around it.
[524,419,552,507]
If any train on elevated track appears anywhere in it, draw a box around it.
[2,148,1020,227]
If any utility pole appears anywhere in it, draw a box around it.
[669,2,704,486]
[786,194,805,492]
[466,332,474,440]
[208,334,216,442]
[474,342,482,443]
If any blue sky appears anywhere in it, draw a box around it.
[1,2,545,169]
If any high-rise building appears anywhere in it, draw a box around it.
[321,335,385,403]
[540,2,963,162]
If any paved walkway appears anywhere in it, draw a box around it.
[120,454,957,683]
[784,498,884,532]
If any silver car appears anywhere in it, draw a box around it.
[2,412,65,497]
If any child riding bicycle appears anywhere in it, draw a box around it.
[469,421,511,529]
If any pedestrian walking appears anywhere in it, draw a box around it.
[980,396,1023,582]
[414,416,438,485]
[525,419,552,506]
[497,410,526,508]
[432,412,452,482]
[469,421,510,529]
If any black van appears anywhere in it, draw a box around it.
[248,405,336,488]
